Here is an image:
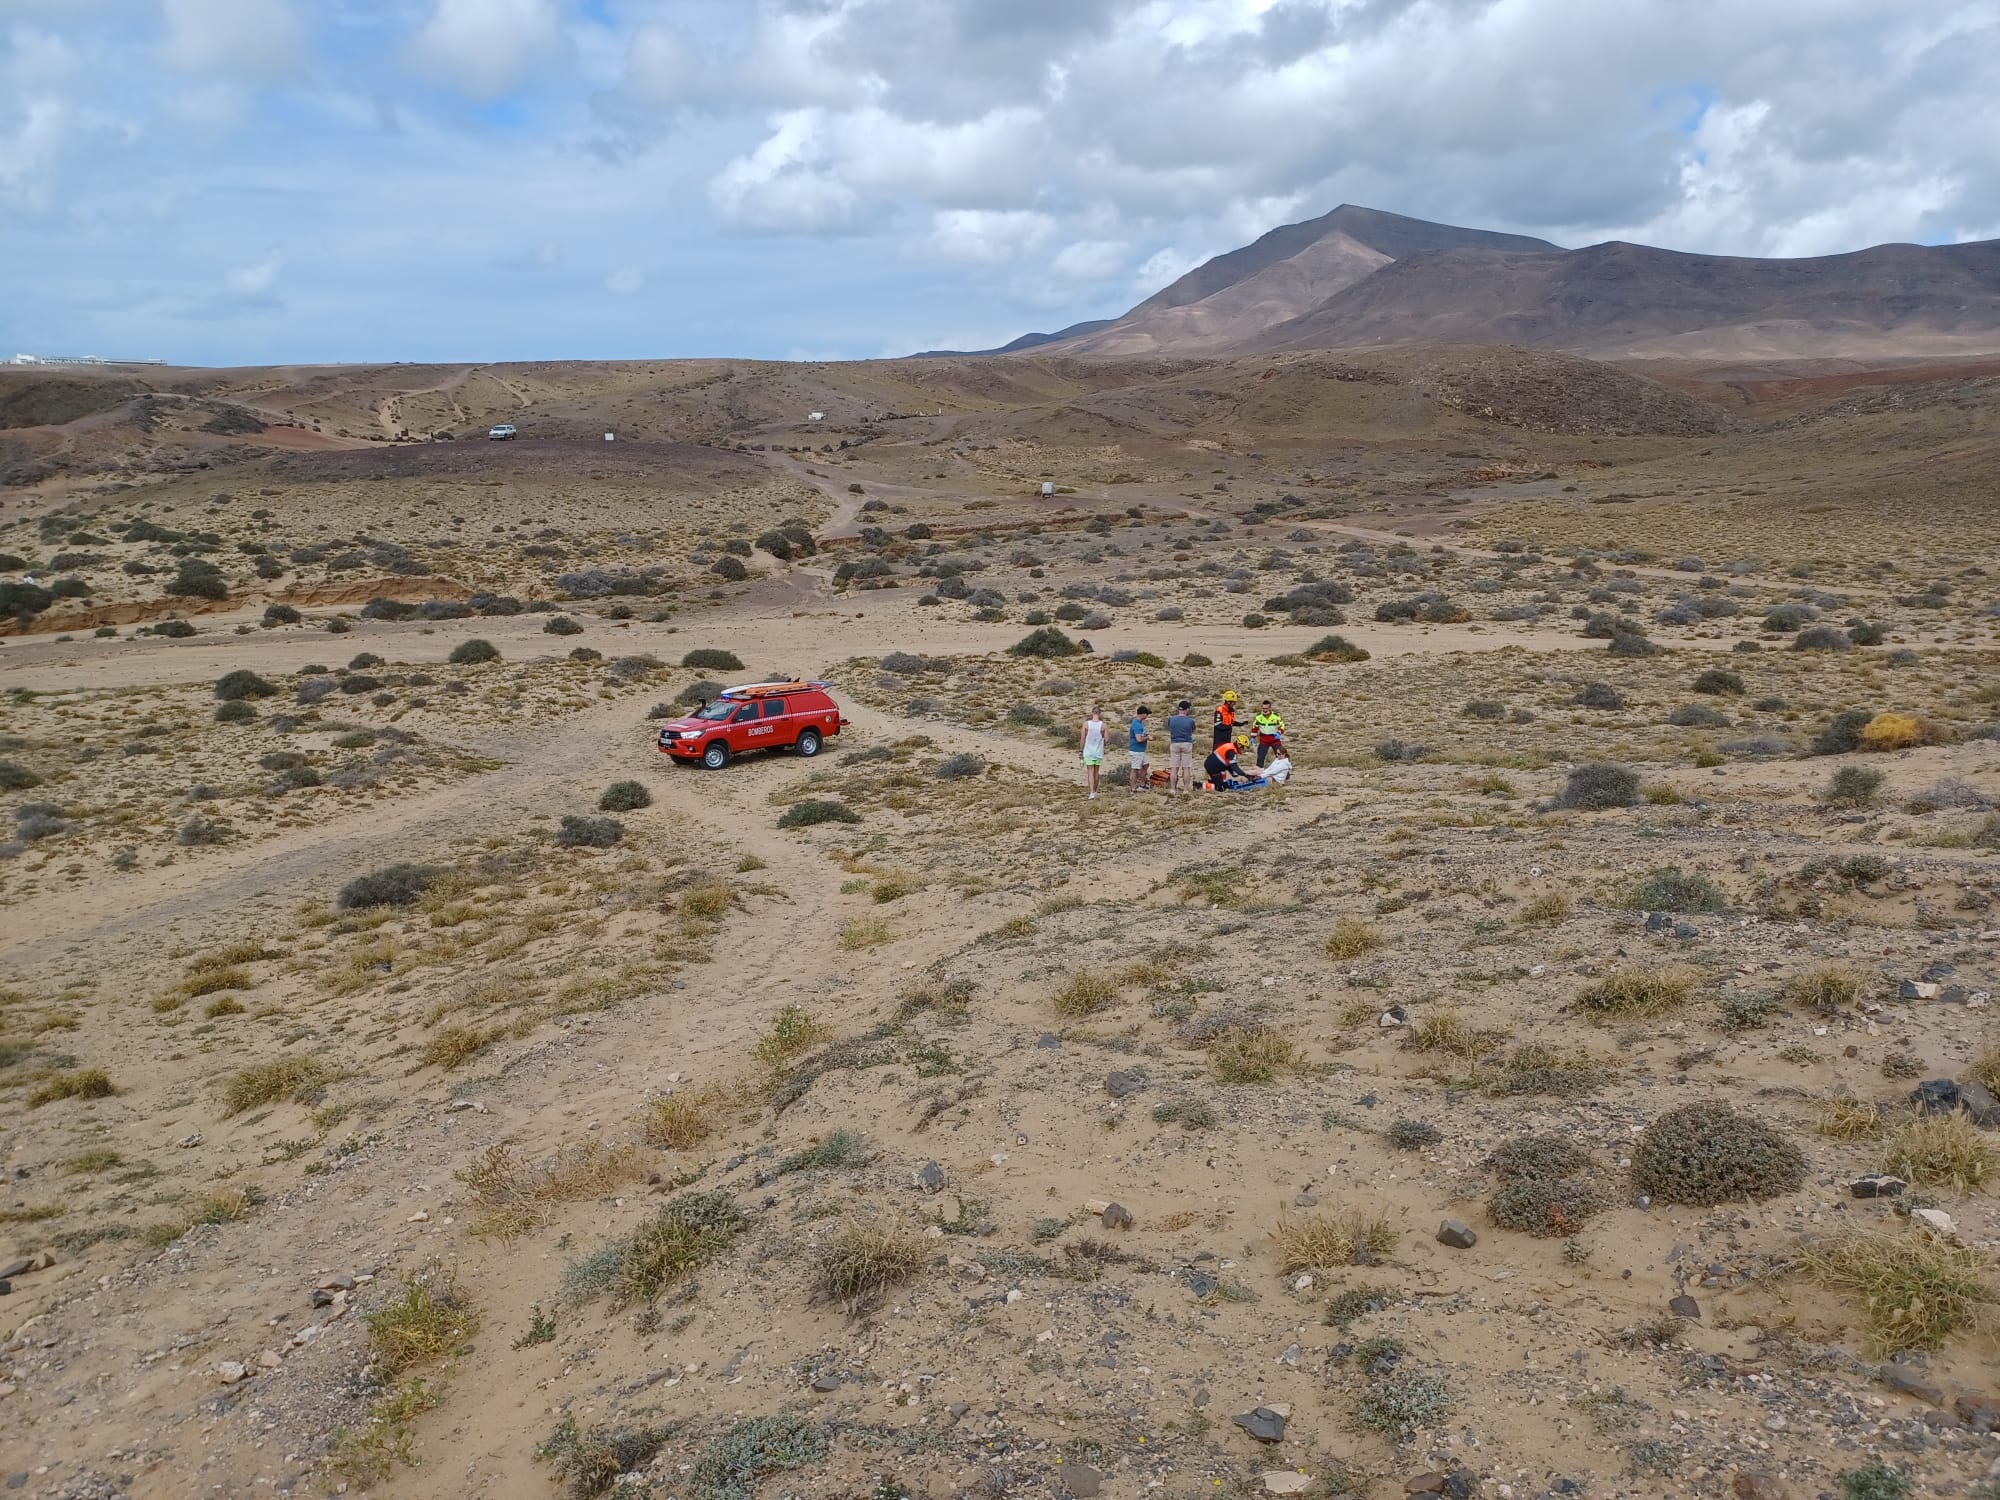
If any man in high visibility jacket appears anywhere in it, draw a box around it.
[1252,700,1286,766]
[1203,734,1265,790]
[1212,689,1241,749]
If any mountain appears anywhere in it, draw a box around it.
[1051,205,1558,357]
[1260,238,2000,359]
[1002,204,2000,363]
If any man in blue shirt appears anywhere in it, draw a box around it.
[1165,699,1197,796]
[1127,706,1150,796]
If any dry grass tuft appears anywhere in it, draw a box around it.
[1813,1094,1885,1140]
[1782,965,1862,1014]
[1968,1044,2000,1095]
[1210,1028,1304,1084]
[1271,1209,1398,1272]
[420,1025,488,1072]
[458,1140,643,1239]
[220,1055,330,1116]
[1324,918,1383,959]
[27,1067,116,1108]
[1882,1113,1997,1194]
[811,1217,928,1312]
[1576,967,1694,1020]
[1803,1230,1995,1353]
[679,878,734,919]
[1052,969,1119,1018]
[753,1005,828,1070]
[1408,1008,1500,1058]
[642,1089,721,1151]
[1519,891,1573,924]
[367,1266,482,1375]
[840,916,892,950]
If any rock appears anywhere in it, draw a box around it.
[915,1160,945,1193]
[1185,1268,1215,1298]
[215,1362,247,1385]
[1233,1405,1288,1442]
[1292,1192,1317,1208]
[1262,1473,1315,1495]
[0,1282,9,1297]
[1378,1007,1407,1029]
[1850,1174,1907,1198]
[811,1373,843,1393]
[1909,1079,1960,1115]
[1673,921,1698,940]
[406,1209,429,1223]
[1899,980,1941,1001]
[1876,1364,1945,1405]
[1957,1077,2000,1127]
[947,1254,986,1283]
[176,1132,203,1148]
[0,1260,25,1281]
[1101,1202,1134,1230]
[1668,1294,1701,1320]
[1405,1474,1447,1494]
[1436,1219,1477,1250]
[257,1350,282,1370]
[1035,1033,1062,1049]
[1911,1207,1957,1237]
[1104,1070,1148,1099]
[1055,1460,1104,1496]
[1644,911,1672,934]
[309,1289,334,1309]
[1290,1274,1314,1292]
[1955,1393,2000,1433]
[1277,1342,1301,1367]
[1632,1193,1651,1209]
[1732,1472,1786,1499]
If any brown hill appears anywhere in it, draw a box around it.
[1259,237,2000,359]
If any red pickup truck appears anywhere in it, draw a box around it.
[655,681,848,769]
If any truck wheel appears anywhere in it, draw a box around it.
[702,741,730,770]
[795,729,822,758]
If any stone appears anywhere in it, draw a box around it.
[1911,1207,1957,1237]
[947,1255,987,1283]
[1436,1219,1477,1250]
[406,1209,429,1223]
[1876,1364,1945,1405]
[1668,1294,1701,1320]
[257,1350,282,1370]
[1233,1405,1288,1442]
[215,1362,247,1385]
[1405,1473,1447,1494]
[1644,911,1672,934]
[1849,1174,1907,1198]
[1909,1078,1959,1115]
[1957,1077,2000,1127]
[0,1282,9,1297]
[1186,1268,1215,1298]
[1731,1472,1786,1499]
[1955,1393,2000,1433]
[811,1373,842,1393]
[1277,1342,1301,1367]
[1899,980,1941,1001]
[1036,1033,1062,1049]
[0,1260,28,1281]
[1055,1460,1104,1496]
[1262,1473,1315,1495]
[1101,1202,1134,1231]
[1292,1192,1317,1208]
[1672,921,1698,940]
[1378,1007,1408,1029]
[915,1160,945,1193]
[309,1289,334,1309]
[1104,1070,1148,1099]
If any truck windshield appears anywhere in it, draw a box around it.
[692,700,736,721]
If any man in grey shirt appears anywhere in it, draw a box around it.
[1165,699,1197,796]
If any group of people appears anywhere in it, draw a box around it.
[1077,689,1291,799]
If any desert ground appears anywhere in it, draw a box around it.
[1,349,1997,1500]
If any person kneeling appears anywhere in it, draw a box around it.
[1203,739,1264,790]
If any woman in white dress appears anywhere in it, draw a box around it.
[1079,706,1107,799]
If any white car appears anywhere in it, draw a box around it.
[488,424,517,440]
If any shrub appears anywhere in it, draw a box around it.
[448,638,499,665]
[710,555,748,581]
[0,759,41,792]
[1794,625,1853,652]
[1211,1028,1302,1083]
[1387,1119,1442,1149]
[1557,762,1639,809]
[1573,681,1624,710]
[1578,968,1694,1019]
[1271,1209,1397,1271]
[810,1220,925,1312]
[1781,965,1861,1013]
[1630,1102,1805,1204]
[1462,700,1504,720]
[544,615,583,636]
[1762,603,1815,632]
[556,815,623,848]
[1882,1113,1996,1194]
[1491,1176,1602,1237]
[1151,1097,1218,1130]
[175,814,230,847]
[1848,620,1889,646]
[1805,1233,1994,1357]
[1008,626,1077,659]
[1325,917,1382,959]
[1691,668,1743,696]
[1053,970,1118,1017]
[566,1190,746,1306]
[1858,712,1926,751]
[777,799,859,828]
[598,781,652,812]
[338,863,438,909]
[1812,708,1875,755]
[1667,703,1728,728]
[1356,1369,1457,1440]
[643,1090,719,1151]
[165,560,227,600]
[1824,765,1886,807]
[28,1067,117,1108]
[220,1056,330,1116]
[682,648,744,672]
[1373,739,1429,763]
[1624,867,1725,912]
[214,669,277,701]
[1607,630,1659,657]
[935,752,985,780]
[261,603,302,627]
[214,700,257,724]
[152,618,198,638]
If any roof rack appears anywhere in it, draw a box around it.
[718,680,829,699]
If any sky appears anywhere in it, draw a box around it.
[2,0,1996,367]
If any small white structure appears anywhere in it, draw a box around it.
[1040,481,1055,497]
[604,431,615,442]
[808,411,824,422]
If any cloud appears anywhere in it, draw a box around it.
[227,251,282,295]
[707,110,858,232]
[160,0,304,79]
[412,0,564,97]
[1049,238,1128,281]
[911,209,1056,265]
[605,265,644,294]
[0,95,65,211]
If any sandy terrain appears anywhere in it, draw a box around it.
[1,352,1997,1500]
